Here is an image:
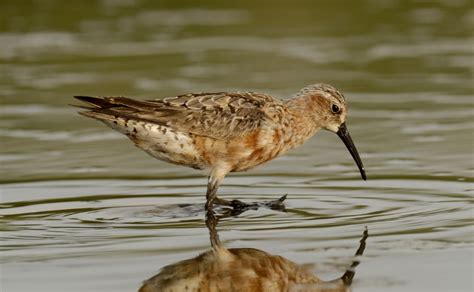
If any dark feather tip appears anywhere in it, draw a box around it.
[73,96,110,108]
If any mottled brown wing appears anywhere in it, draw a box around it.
[151,92,281,139]
[76,92,282,140]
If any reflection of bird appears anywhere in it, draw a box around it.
[74,84,366,211]
[139,212,368,292]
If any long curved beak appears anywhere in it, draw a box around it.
[337,123,367,180]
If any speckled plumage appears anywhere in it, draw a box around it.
[74,83,365,210]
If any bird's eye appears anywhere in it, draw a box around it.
[331,104,340,113]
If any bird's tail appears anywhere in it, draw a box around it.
[72,95,160,122]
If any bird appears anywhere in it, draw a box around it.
[138,211,369,292]
[73,83,366,211]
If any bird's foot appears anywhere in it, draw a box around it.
[230,194,287,211]
[261,194,287,211]
[207,194,287,215]
[229,199,255,210]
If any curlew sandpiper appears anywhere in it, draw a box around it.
[73,83,366,211]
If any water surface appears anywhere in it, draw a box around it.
[1,1,473,291]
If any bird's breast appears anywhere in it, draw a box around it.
[226,128,290,172]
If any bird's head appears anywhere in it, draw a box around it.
[296,84,367,180]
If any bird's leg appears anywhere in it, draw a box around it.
[205,167,231,211]
[204,170,249,210]
[204,165,286,211]
[204,178,236,211]
[207,186,251,210]
[205,177,219,211]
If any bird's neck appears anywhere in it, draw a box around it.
[281,96,323,150]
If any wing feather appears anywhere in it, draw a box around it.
[74,92,282,140]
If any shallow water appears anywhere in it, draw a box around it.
[1,1,473,291]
